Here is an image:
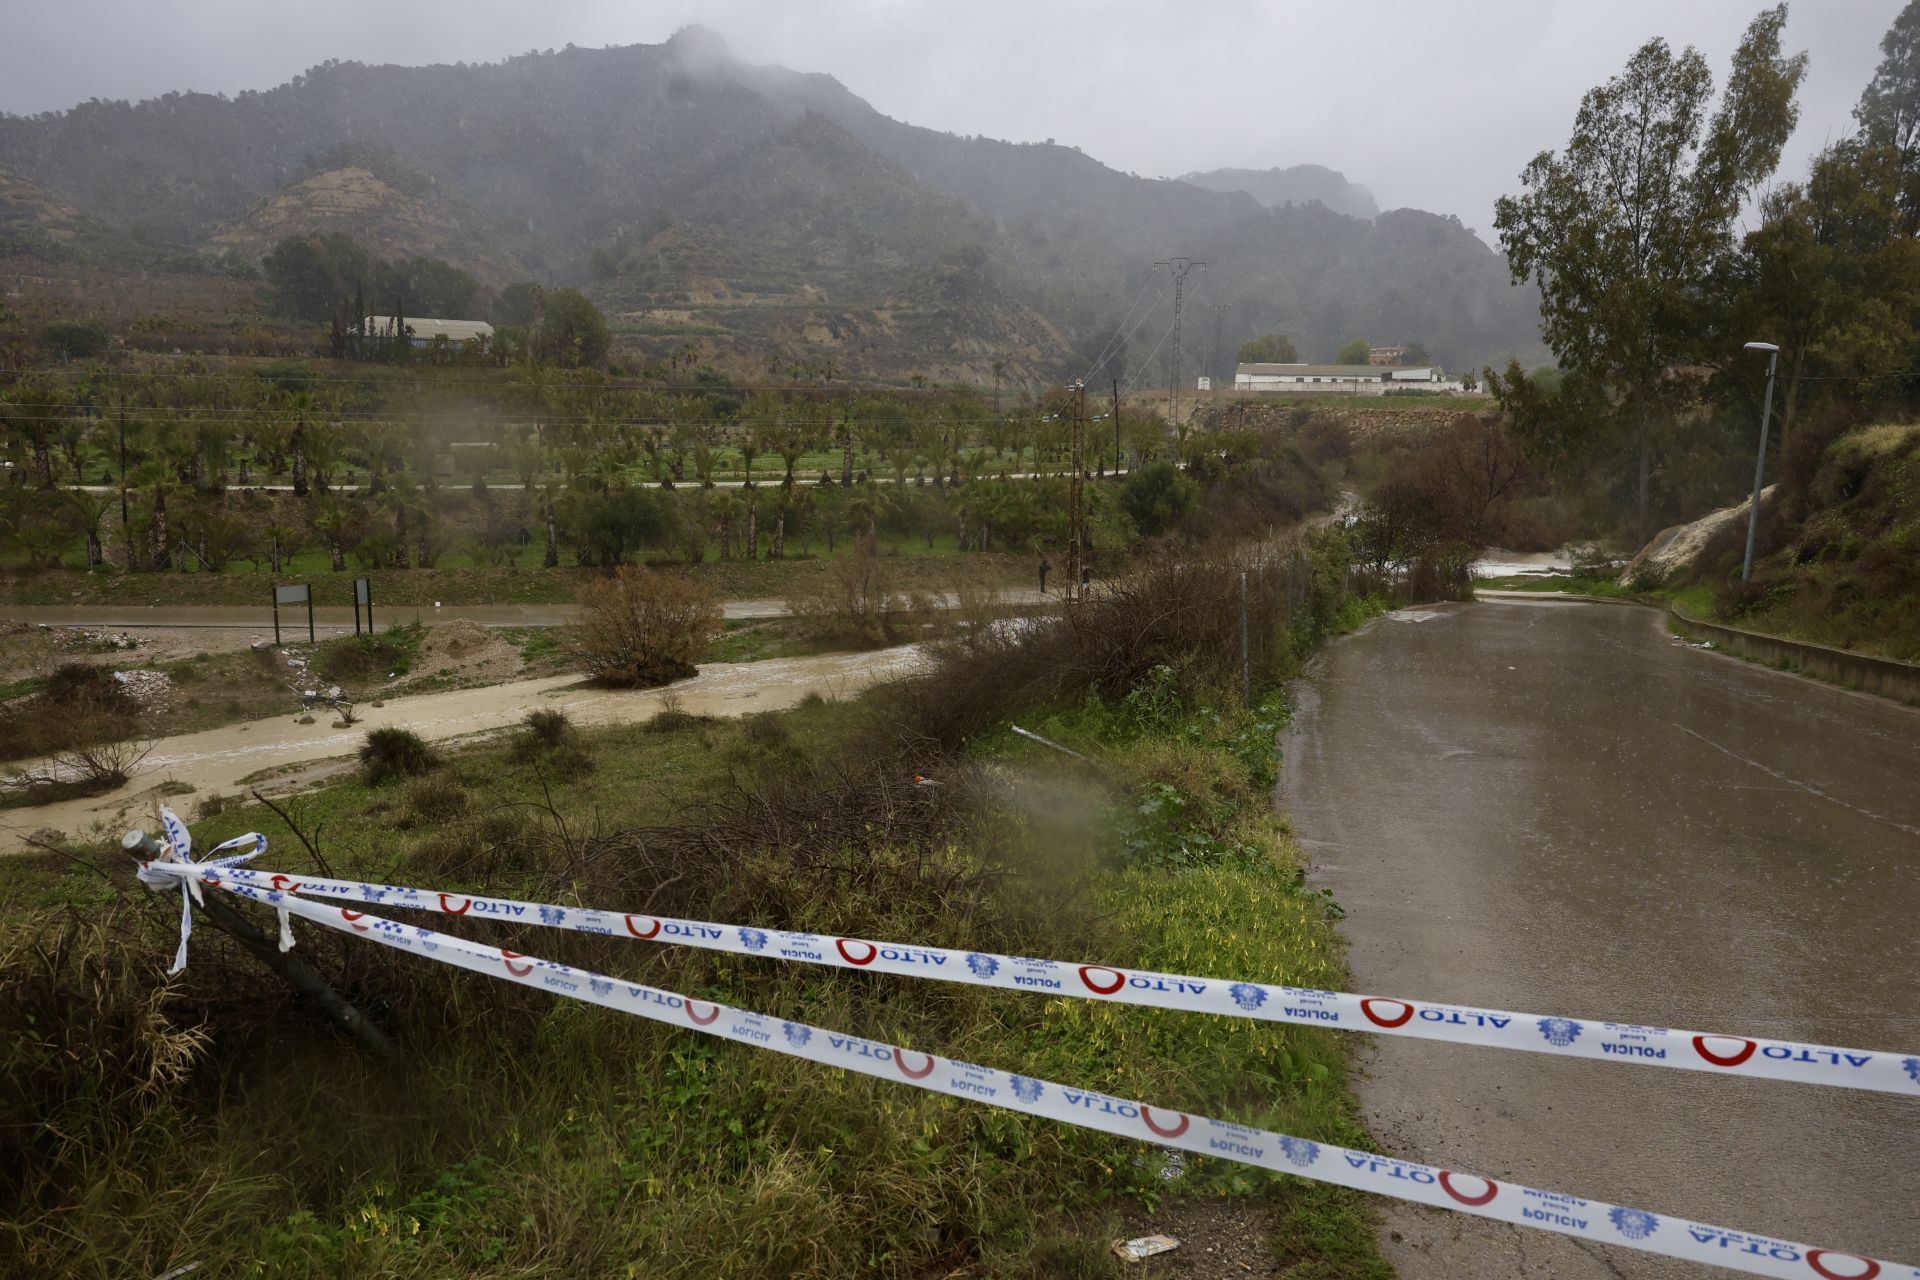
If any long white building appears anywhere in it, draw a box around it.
[1234,361,1451,391]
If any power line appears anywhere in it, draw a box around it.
[1079,274,1170,385]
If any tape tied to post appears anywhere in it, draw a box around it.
[192,861,1920,1097]
[194,874,1911,1280]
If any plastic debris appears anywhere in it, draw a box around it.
[1113,1235,1180,1263]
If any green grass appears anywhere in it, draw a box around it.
[0,649,1387,1275]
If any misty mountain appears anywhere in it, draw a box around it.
[1180,165,1380,221]
[0,28,1544,381]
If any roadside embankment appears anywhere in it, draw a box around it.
[1666,604,1920,704]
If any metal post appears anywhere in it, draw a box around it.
[1239,570,1250,708]
[366,580,374,633]
[272,590,281,647]
[307,592,316,645]
[1742,348,1780,582]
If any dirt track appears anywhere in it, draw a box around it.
[2,647,923,853]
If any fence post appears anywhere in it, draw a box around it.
[1239,570,1250,709]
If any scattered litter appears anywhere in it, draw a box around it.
[110,668,176,711]
[912,773,942,786]
[1113,1235,1180,1263]
[1387,609,1444,623]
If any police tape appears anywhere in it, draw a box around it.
[196,875,1910,1280]
[202,863,1920,1097]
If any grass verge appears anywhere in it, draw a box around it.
[1,531,1393,1277]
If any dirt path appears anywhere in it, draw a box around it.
[3,647,924,853]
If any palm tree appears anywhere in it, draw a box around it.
[64,489,111,567]
[309,499,355,572]
[283,391,315,496]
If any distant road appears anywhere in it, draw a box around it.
[1,590,1053,634]
[57,468,1127,497]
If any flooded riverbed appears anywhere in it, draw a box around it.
[1282,598,1919,1277]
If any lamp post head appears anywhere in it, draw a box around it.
[1743,341,1780,353]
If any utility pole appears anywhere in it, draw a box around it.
[1112,378,1123,474]
[1067,380,1087,603]
[117,402,130,567]
[1154,257,1206,427]
[1210,303,1228,389]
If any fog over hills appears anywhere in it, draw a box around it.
[1180,165,1381,222]
[0,28,1546,381]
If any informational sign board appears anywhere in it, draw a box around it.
[272,583,314,644]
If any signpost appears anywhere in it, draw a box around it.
[352,577,373,634]
[273,583,313,645]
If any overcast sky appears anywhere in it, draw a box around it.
[0,0,1899,236]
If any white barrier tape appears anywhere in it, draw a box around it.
[131,814,273,974]
[200,863,1920,1097]
[205,878,1912,1280]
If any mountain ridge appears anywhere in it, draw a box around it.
[0,30,1546,380]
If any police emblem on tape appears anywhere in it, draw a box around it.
[1229,982,1267,1011]
[1008,1076,1044,1104]
[1609,1208,1658,1240]
[782,1022,811,1046]
[538,906,566,925]
[1537,1017,1582,1047]
[739,927,768,951]
[1903,1057,1919,1088]
[1276,1137,1319,1168]
[966,953,999,978]
[589,978,612,997]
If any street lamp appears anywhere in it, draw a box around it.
[1741,341,1780,582]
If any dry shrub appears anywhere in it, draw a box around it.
[358,727,438,785]
[943,561,1006,639]
[786,538,924,647]
[2,702,150,804]
[0,665,141,764]
[877,543,1313,755]
[572,564,723,687]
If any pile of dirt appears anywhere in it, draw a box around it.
[417,620,523,684]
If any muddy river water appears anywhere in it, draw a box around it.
[1281,598,1918,1278]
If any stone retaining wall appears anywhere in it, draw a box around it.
[1668,609,1920,705]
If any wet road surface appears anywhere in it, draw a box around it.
[1281,598,1919,1278]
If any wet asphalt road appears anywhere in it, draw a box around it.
[1281,598,1919,1278]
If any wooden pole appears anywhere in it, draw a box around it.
[122,830,398,1060]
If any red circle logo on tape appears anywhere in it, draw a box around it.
[624,915,661,939]
[1691,1035,1757,1068]
[1807,1251,1880,1280]
[1362,998,1415,1028]
[438,893,470,915]
[893,1049,936,1078]
[501,950,533,977]
[1438,1172,1499,1206]
[271,874,301,893]
[1078,966,1127,995]
[836,939,878,966]
[341,910,371,933]
[686,1000,720,1025]
[1140,1106,1190,1138]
